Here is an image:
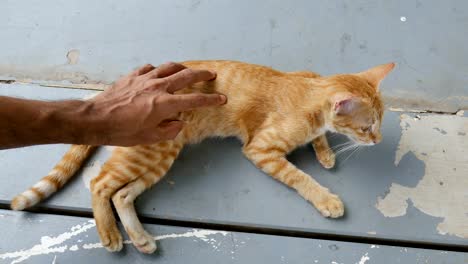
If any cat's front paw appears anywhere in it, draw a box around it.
[130,229,157,254]
[314,192,344,218]
[317,151,336,169]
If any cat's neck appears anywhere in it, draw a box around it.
[304,78,338,133]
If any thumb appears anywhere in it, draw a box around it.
[156,120,185,140]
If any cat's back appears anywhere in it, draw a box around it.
[181,60,286,96]
[178,60,295,139]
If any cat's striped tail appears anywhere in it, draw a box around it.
[11,145,97,210]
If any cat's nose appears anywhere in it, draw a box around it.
[373,138,381,144]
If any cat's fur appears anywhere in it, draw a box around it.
[11,60,394,253]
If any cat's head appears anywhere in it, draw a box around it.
[326,63,395,145]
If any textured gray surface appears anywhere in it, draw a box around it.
[1,0,467,111]
[0,210,465,264]
[0,84,467,248]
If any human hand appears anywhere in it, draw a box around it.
[85,62,226,146]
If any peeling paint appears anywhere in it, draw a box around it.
[384,95,468,114]
[66,50,80,65]
[376,114,468,238]
[0,219,229,264]
[0,65,92,84]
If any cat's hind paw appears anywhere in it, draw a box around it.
[130,230,157,254]
[100,226,123,252]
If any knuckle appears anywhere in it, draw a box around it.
[145,78,166,89]
[164,61,178,68]
[182,68,194,77]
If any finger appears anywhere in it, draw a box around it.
[130,64,155,76]
[165,68,216,93]
[144,62,186,79]
[168,93,226,112]
[155,120,184,140]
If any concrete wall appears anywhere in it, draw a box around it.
[1,0,467,111]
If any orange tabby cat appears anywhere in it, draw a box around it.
[11,60,394,253]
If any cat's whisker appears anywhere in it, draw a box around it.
[334,143,357,156]
[341,145,361,165]
[331,141,354,151]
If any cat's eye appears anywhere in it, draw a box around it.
[361,126,372,133]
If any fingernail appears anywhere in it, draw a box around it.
[219,94,227,104]
[209,71,217,80]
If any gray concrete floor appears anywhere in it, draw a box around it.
[0,1,467,262]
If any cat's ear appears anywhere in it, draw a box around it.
[357,63,395,89]
[332,94,360,115]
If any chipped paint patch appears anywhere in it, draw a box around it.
[0,219,229,263]
[66,50,80,65]
[81,161,102,190]
[376,114,468,238]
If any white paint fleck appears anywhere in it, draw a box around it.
[81,161,102,190]
[400,16,407,22]
[0,220,95,264]
[69,245,79,251]
[376,114,468,238]
[358,252,370,264]
[1,222,229,263]
[366,231,377,235]
[82,229,229,250]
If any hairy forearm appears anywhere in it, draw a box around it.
[0,96,96,149]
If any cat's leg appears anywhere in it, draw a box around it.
[90,147,156,251]
[112,141,183,253]
[243,131,344,218]
[312,135,335,169]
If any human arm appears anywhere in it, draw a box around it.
[0,62,226,149]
